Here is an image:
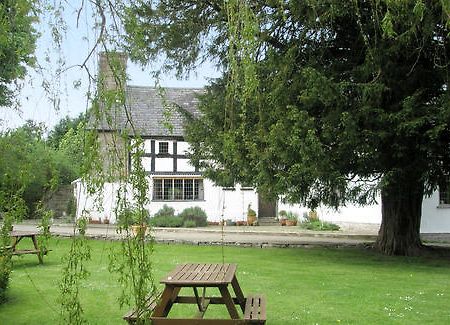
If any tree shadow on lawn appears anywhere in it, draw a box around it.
[10,255,61,270]
[283,243,450,270]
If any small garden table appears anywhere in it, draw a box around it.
[9,231,46,264]
[149,263,266,324]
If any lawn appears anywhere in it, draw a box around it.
[0,238,449,324]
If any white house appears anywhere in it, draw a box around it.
[73,53,450,233]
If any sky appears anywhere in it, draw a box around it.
[0,4,220,132]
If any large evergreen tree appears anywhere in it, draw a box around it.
[124,1,450,255]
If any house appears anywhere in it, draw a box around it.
[73,53,450,233]
[73,53,277,225]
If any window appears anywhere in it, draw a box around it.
[159,142,169,154]
[439,177,450,205]
[153,178,204,201]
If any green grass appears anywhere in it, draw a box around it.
[299,219,341,231]
[1,238,450,324]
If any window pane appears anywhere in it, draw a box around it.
[184,179,193,200]
[194,179,204,200]
[174,179,183,200]
[439,178,450,205]
[153,178,204,201]
[159,142,169,154]
[153,179,163,200]
[163,179,173,200]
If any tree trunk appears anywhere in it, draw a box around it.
[376,173,424,256]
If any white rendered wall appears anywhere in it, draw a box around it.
[155,158,173,172]
[74,176,449,232]
[73,178,259,224]
[72,179,137,223]
[141,157,152,171]
[143,140,152,153]
[177,141,190,155]
[420,192,450,233]
[278,200,382,224]
[177,158,196,172]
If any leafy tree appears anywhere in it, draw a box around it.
[47,113,86,149]
[0,121,78,217]
[124,1,450,255]
[0,0,38,107]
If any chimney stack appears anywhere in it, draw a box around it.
[98,52,128,93]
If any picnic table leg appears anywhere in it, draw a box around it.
[11,236,20,251]
[231,275,246,313]
[219,285,240,319]
[152,285,180,317]
[31,235,43,264]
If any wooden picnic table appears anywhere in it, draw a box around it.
[9,231,46,264]
[143,263,266,325]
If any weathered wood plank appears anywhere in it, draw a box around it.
[244,295,266,324]
[123,292,161,324]
[151,317,249,325]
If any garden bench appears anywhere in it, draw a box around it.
[244,295,266,324]
[123,291,161,324]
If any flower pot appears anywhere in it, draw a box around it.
[280,218,287,226]
[247,215,257,226]
[308,211,318,221]
[131,224,147,237]
[285,220,297,226]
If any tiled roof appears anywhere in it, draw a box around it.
[96,86,203,137]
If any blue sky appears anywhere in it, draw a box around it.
[0,5,219,132]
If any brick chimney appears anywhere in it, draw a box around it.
[96,51,129,181]
[98,51,128,93]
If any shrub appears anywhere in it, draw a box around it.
[247,204,256,217]
[0,255,11,304]
[117,207,149,228]
[153,204,175,218]
[300,219,340,231]
[149,215,183,227]
[285,211,299,221]
[178,206,208,227]
[182,220,197,228]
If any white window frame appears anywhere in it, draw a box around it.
[438,177,450,207]
[153,178,204,201]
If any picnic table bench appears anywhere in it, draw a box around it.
[124,263,266,324]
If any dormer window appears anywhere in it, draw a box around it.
[159,142,169,154]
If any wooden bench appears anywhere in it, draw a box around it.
[123,292,161,324]
[11,248,50,256]
[244,295,266,324]
[0,245,13,254]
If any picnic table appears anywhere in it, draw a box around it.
[124,263,266,324]
[8,231,47,264]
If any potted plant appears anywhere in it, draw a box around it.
[247,204,257,226]
[131,209,150,237]
[308,210,318,221]
[285,211,299,226]
[278,210,287,226]
[118,207,149,237]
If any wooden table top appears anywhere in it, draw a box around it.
[10,230,40,237]
[161,263,237,286]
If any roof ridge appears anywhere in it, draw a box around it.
[126,85,204,91]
